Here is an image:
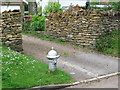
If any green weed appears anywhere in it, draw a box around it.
[64,52,68,56]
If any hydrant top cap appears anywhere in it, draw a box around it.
[48,49,57,56]
[47,47,60,59]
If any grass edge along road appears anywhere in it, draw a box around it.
[22,32,66,45]
[22,31,119,57]
[22,32,95,53]
[1,45,73,88]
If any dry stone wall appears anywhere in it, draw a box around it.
[1,10,23,52]
[45,9,119,48]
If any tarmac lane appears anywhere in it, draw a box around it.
[23,35,119,88]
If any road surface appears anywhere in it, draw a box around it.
[22,35,119,88]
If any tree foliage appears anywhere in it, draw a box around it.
[43,1,63,15]
[109,1,120,11]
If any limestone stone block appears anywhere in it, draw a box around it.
[6,34,12,39]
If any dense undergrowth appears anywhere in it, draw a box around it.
[96,30,119,57]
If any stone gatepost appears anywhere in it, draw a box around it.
[28,2,37,15]
[1,9,23,52]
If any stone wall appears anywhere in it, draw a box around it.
[45,9,119,48]
[1,10,23,52]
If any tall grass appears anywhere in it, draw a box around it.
[96,30,119,57]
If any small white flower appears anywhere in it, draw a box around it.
[6,68,10,71]
[8,47,10,50]
[15,73,17,75]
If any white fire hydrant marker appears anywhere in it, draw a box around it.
[47,47,60,72]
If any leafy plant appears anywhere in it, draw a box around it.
[22,19,31,31]
[64,52,68,55]
[43,1,63,15]
[30,13,45,31]
[22,13,45,31]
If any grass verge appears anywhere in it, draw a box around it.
[22,32,66,45]
[22,32,93,53]
[1,45,73,88]
[22,31,119,57]
[96,30,119,57]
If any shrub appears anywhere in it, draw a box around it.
[43,1,63,15]
[30,13,45,31]
[22,19,31,31]
[22,13,45,31]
